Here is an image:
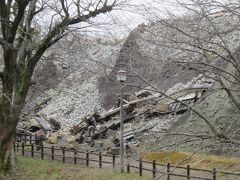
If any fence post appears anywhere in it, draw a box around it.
[14,141,16,153]
[153,160,156,179]
[35,134,37,143]
[74,150,77,165]
[127,162,130,173]
[99,152,102,168]
[51,146,54,161]
[24,134,27,143]
[213,168,216,180]
[17,142,19,152]
[112,154,115,169]
[31,144,34,158]
[86,152,89,167]
[41,145,44,160]
[30,134,32,144]
[187,165,190,180]
[167,163,170,180]
[139,158,142,176]
[62,148,65,163]
[22,142,25,156]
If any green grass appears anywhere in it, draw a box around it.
[8,157,151,180]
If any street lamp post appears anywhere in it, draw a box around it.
[116,70,127,173]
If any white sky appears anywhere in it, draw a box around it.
[37,0,186,38]
[82,0,185,38]
[98,0,229,38]
[37,0,228,38]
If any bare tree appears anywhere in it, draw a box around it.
[141,0,240,110]
[116,0,240,154]
[137,0,240,151]
[0,0,125,174]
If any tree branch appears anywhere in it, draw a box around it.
[183,1,240,73]
[0,0,8,39]
[0,17,12,23]
[128,53,221,137]
[27,0,118,72]
[60,0,69,18]
[0,37,11,47]
[68,1,116,25]
[34,0,45,15]
[220,78,240,110]
[0,72,3,80]
[7,0,13,12]
[157,17,240,74]
[8,0,30,43]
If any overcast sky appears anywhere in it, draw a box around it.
[37,0,229,38]
[80,0,185,38]
[37,0,195,38]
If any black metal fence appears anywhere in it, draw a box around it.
[14,133,240,180]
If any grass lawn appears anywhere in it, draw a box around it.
[142,151,240,172]
[6,157,151,180]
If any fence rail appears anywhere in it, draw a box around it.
[14,133,240,180]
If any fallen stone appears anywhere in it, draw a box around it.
[35,115,52,132]
[66,142,79,149]
[125,144,136,155]
[64,135,76,143]
[64,105,75,115]
[93,140,104,149]
[36,97,52,106]
[48,133,58,144]
[107,147,120,155]
[28,118,41,132]
[49,118,61,131]
[28,118,41,128]
[58,141,67,148]
[76,134,85,144]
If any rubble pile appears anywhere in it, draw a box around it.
[50,77,212,154]
[17,71,213,156]
[165,74,214,95]
[19,36,121,131]
[39,76,103,130]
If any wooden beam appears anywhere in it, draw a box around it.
[100,88,209,119]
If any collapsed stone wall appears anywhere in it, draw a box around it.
[98,26,199,109]
[19,12,240,156]
[21,35,122,131]
[97,13,240,155]
[152,52,240,155]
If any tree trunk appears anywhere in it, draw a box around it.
[0,118,17,175]
[0,69,30,175]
